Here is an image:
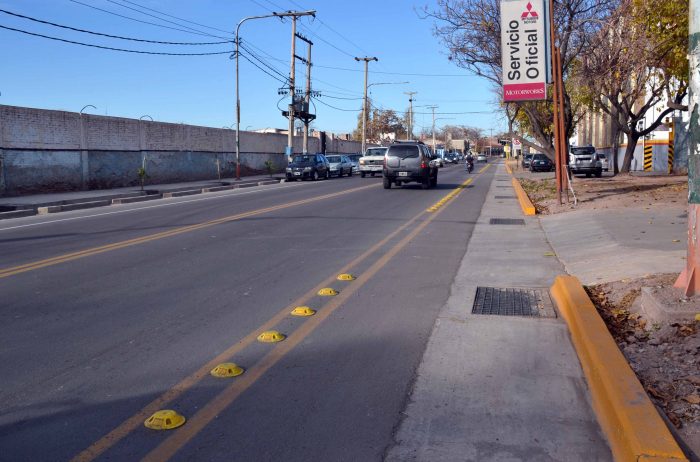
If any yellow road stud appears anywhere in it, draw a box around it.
[144,410,186,430]
[291,306,316,316]
[337,273,356,281]
[318,288,338,296]
[257,330,286,343]
[210,362,244,378]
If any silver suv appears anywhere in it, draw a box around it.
[382,141,438,189]
[569,146,603,177]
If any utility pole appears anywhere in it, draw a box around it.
[235,9,315,179]
[489,128,493,157]
[427,105,438,155]
[355,57,378,155]
[674,0,699,296]
[299,33,313,154]
[287,15,297,161]
[404,91,417,139]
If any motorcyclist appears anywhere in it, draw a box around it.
[465,152,474,172]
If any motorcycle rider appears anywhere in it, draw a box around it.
[465,152,475,173]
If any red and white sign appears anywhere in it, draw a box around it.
[501,0,547,101]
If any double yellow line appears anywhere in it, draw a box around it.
[0,184,376,279]
[69,167,489,461]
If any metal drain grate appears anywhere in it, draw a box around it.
[490,218,525,225]
[472,287,555,317]
[494,195,516,199]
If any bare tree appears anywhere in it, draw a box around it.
[576,0,688,173]
[424,0,613,160]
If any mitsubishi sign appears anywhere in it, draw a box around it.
[501,0,547,101]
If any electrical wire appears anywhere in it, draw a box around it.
[0,8,232,45]
[0,24,234,55]
[111,0,234,35]
[240,51,288,84]
[312,97,362,112]
[239,42,290,82]
[69,0,230,39]
[289,0,369,56]
[103,0,232,40]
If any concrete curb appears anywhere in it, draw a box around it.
[511,177,536,215]
[550,275,688,462]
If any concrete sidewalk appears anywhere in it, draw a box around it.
[386,163,611,461]
[540,207,687,285]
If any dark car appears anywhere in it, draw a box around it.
[285,153,329,181]
[521,153,534,168]
[529,153,554,172]
[382,141,438,189]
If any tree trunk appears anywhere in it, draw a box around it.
[611,125,620,176]
[620,133,640,173]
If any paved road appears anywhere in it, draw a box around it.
[0,162,495,461]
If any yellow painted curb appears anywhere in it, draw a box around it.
[550,275,688,462]
[505,162,513,174]
[511,177,536,216]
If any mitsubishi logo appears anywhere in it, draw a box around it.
[521,2,539,18]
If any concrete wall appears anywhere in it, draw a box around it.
[0,105,362,196]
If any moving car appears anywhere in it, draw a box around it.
[359,147,387,177]
[325,154,353,177]
[529,153,554,172]
[444,153,459,164]
[285,153,329,181]
[477,154,487,162]
[521,153,534,168]
[569,146,603,177]
[382,141,438,189]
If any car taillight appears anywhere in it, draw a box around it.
[421,161,427,168]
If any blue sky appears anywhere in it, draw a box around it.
[0,0,504,135]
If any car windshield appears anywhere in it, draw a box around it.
[326,156,341,163]
[388,145,419,159]
[525,154,533,159]
[532,154,548,160]
[292,155,314,163]
[366,148,387,157]
[571,147,595,155]
[598,154,607,159]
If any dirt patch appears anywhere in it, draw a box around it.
[520,174,687,215]
[586,274,700,458]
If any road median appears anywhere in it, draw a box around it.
[550,275,689,462]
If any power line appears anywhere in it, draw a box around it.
[240,51,288,84]
[103,0,231,40]
[69,0,229,39]
[0,24,234,55]
[312,97,362,112]
[289,0,369,56]
[0,8,232,45]
[112,0,234,35]
[239,42,289,82]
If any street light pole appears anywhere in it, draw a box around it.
[355,57,378,155]
[404,91,417,139]
[427,105,438,155]
[235,10,315,181]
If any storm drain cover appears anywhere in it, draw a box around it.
[472,287,556,317]
[494,195,517,199]
[496,179,510,182]
[490,218,525,225]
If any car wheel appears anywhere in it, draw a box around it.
[383,177,391,189]
[371,172,375,177]
[421,178,430,190]
[430,176,437,187]
[360,172,366,178]
[595,169,602,178]
[585,173,591,178]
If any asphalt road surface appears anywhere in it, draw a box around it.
[0,161,495,461]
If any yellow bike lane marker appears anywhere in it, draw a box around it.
[0,184,377,279]
[72,167,493,462]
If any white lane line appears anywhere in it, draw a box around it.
[0,181,326,232]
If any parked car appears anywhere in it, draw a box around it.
[521,153,534,168]
[382,141,438,189]
[569,146,603,177]
[325,154,353,177]
[529,153,554,172]
[477,154,487,163]
[598,152,610,171]
[285,153,329,181]
[346,154,361,174]
[359,147,388,177]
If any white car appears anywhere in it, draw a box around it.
[477,154,487,162]
[325,154,353,177]
[359,147,387,177]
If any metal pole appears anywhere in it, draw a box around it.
[674,0,700,295]
[287,16,297,161]
[303,40,312,154]
[428,106,437,155]
[404,91,417,139]
[361,59,368,155]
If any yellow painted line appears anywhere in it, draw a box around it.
[141,182,456,462]
[550,276,688,462]
[0,184,376,279]
[71,193,422,462]
[73,166,492,461]
[425,165,492,213]
[511,177,536,216]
